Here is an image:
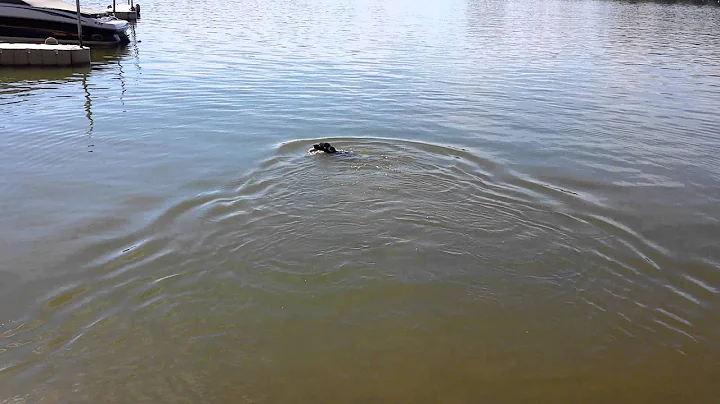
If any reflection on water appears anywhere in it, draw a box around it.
[1,45,135,140]
[1,0,720,402]
[0,67,91,97]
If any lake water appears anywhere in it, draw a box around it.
[1,0,720,402]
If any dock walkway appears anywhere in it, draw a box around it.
[0,43,91,66]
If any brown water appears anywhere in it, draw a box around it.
[2,0,720,402]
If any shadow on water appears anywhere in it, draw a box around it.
[0,66,92,89]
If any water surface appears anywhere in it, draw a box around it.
[1,0,720,402]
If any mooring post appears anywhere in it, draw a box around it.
[75,0,83,47]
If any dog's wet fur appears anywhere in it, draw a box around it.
[310,142,337,154]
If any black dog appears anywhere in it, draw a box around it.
[310,142,337,154]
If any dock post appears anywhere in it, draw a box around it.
[75,0,83,47]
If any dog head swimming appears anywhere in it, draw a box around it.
[310,142,337,154]
[308,142,358,157]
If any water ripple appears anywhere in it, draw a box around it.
[2,0,720,402]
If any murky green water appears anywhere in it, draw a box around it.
[2,0,720,402]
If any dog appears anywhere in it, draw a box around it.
[309,142,337,154]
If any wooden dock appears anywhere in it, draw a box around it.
[0,43,91,66]
[107,4,140,21]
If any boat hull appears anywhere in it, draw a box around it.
[0,4,130,46]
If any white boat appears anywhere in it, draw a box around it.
[0,0,130,46]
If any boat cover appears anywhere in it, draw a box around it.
[20,0,106,14]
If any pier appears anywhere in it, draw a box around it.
[0,43,91,66]
[108,1,141,21]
